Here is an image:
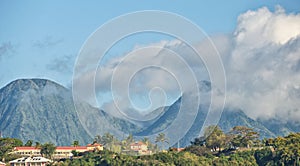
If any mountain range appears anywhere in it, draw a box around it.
[0,78,298,146]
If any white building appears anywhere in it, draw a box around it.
[0,161,6,166]
[9,157,51,166]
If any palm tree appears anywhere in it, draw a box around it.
[94,135,102,144]
[25,140,33,146]
[72,140,79,147]
[155,133,169,151]
[141,137,150,147]
[35,142,41,149]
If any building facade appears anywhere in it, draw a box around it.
[12,143,103,159]
[129,142,151,155]
[0,161,6,166]
[9,157,51,166]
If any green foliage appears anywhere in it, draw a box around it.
[230,126,259,148]
[40,142,56,159]
[255,133,300,166]
[3,127,299,166]
[185,145,211,157]
[50,132,300,166]
[72,140,79,147]
[204,126,226,152]
[0,137,23,161]
[35,141,41,148]
[71,150,79,157]
[24,140,33,146]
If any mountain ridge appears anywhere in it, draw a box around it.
[0,78,298,147]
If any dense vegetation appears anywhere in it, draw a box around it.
[54,132,300,166]
[1,126,299,165]
[54,126,299,166]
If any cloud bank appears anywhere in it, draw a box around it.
[74,6,300,122]
[224,6,300,122]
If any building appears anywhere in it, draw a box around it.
[0,161,6,166]
[12,143,103,159]
[54,146,90,159]
[87,143,103,151]
[9,157,51,166]
[12,147,41,156]
[129,142,151,155]
[170,147,185,152]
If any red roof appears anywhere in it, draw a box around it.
[15,147,38,150]
[56,146,87,150]
[14,146,88,151]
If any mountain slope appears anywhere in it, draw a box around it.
[257,117,300,136]
[0,79,139,145]
[137,97,277,147]
[0,79,92,145]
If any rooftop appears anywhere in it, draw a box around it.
[9,157,51,163]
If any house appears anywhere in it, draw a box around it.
[130,141,148,151]
[9,156,51,166]
[12,147,41,156]
[87,143,103,151]
[12,143,103,159]
[54,146,89,159]
[170,147,185,152]
[0,161,6,166]
[129,142,151,155]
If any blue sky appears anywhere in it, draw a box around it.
[1,0,299,87]
[1,1,300,117]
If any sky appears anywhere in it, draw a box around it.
[1,0,300,122]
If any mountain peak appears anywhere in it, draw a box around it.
[3,78,68,92]
[0,78,91,145]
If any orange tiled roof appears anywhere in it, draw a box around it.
[14,146,89,151]
[14,147,38,150]
[56,146,87,150]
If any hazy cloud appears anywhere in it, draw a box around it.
[33,36,63,49]
[47,54,75,74]
[0,42,16,60]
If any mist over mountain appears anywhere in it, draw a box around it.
[0,78,298,147]
[136,98,276,147]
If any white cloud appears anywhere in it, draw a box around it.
[225,6,300,122]
[74,6,300,123]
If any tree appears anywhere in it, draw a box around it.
[35,142,41,149]
[72,140,79,147]
[0,138,23,162]
[191,136,206,146]
[71,150,79,157]
[123,134,134,150]
[102,133,114,150]
[25,140,33,146]
[125,134,134,144]
[230,126,259,148]
[141,137,150,147]
[155,133,169,151]
[204,126,226,152]
[185,145,211,156]
[93,135,103,144]
[40,142,56,159]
